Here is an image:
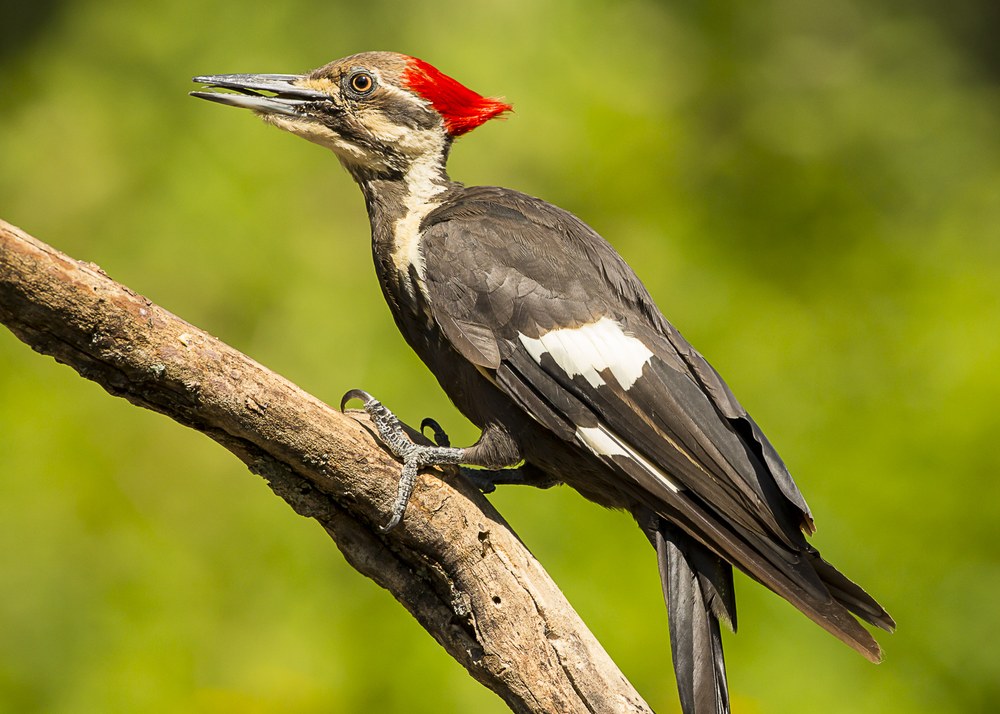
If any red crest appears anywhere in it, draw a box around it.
[403,57,512,137]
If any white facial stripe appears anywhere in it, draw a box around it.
[364,113,441,152]
[519,317,653,389]
[262,115,384,168]
[576,426,682,493]
[363,113,411,143]
[379,81,421,103]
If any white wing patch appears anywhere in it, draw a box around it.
[577,426,682,493]
[518,317,653,389]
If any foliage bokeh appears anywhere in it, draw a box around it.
[1,0,998,712]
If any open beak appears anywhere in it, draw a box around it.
[190,74,329,116]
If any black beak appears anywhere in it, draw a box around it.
[190,74,329,116]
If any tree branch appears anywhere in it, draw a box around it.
[0,218,653,714]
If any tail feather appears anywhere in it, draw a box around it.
[660,495,891,664]
[810,552,896,633]
[733,526,887,663]
[656,522,732,714]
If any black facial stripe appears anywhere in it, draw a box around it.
[316,109,409,170]
[380,100,440,131]
[338,72,441,132]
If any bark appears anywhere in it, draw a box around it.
[0,218,653,714]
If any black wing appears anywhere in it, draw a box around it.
[420,186,894,657]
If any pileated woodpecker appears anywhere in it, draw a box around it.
[192,52,893,714]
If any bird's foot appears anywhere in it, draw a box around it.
[460,468,500,494]
[462,465,560,492]
[341,389,466,531]
[420,417,451,447]
[420,419,526,494]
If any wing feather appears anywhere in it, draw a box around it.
[419,185,891,661]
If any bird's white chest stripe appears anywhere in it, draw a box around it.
[393,204,436,288]
[391,140,447,294]
[576,426,682,493]
[518,317,654,389]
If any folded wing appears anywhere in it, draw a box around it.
[421,186,894,666]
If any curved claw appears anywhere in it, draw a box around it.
[339,393,465,532]
[462,468,498,494]
[381,511,403,533]
[341,388,374,412]
[420,417,451,447]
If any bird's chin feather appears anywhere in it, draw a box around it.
[260,115,388,171]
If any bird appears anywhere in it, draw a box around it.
[192,51,894,714]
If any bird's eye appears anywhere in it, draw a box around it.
[350,71,375,95]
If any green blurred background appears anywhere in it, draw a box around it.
[1,0,998,712]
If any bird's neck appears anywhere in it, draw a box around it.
[353,152,456,253]
[348,150,458,315]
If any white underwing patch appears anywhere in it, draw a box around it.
[518,317,654,390]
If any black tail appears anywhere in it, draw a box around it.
[809,550,897,635]
[734,525,895,664]
[651,489,894,665]
[644,515,734,714]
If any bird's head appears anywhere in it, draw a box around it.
[192,51,512,177]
